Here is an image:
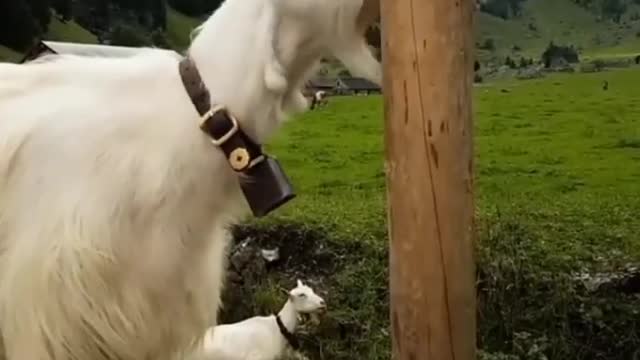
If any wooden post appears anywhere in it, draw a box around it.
[381,0,476,359]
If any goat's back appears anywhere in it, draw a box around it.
[0,53,240,360]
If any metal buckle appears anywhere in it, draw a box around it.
[200,105,239,146]
[248,154,266,169]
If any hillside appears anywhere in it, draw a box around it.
[0,45,21,63]
[1,0,639,64]
[477,0,640,62]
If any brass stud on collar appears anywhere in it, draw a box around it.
[229,147,250,171]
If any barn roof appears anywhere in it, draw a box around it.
[307,78,337,89]
[338,77,380,91]
[21,40,179,63]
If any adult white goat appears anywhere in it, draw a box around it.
[0,0,381,359]
[193,280,326,360]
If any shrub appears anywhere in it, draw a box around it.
[107,22,151,47]
[150,29,171,49]
[541,42,579,68]
[480,38,496,51]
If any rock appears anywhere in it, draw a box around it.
[516,67,544,80]
[261,247,280,263]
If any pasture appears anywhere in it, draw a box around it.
[230,67,640,359]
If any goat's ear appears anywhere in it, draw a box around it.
[356,0,380,34]
[297,279,303,287]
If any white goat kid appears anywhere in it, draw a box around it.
[195,280,326,360]
[0,0,380,359]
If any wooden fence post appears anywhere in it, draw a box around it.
[380,0,476,359]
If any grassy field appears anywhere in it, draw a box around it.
[45,17,99,44]
[266,67,640,263]
[166,7,203,51]
[0,45,21,63]
[233,66,640,359]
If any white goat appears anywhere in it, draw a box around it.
[0,0,381,359]
[193,280,326,360]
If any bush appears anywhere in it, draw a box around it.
[519,57,529,68]
[541,42,579,68]
[107,22,151,47]
[227,212,640,360]
[167,0,223,17]
[150,29,171,49]
[477,213,640,359]
[480,38,496,51]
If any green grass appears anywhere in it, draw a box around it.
[45,17,98,44]
[249,67,640,359]
[0,45,21,63]
[166,6,203,51]
[265,67,640,263]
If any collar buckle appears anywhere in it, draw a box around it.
[200,106,239,147]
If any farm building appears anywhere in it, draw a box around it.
[335,76,381,95]
[306,76,382,96]
[306,78,338,94]
[20,40,179,64]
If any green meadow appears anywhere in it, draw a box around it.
[235,66,640,359]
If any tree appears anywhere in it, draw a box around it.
[0,0,40,50]
[601,0,627,23]
[167,0,219,17]
[505,56,517,68]
[25,0,52,32]
[519,57,528,68]
[541,41,580,68]
[107,22,151,47]
[52,0,72,21]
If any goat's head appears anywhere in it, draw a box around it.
[187,0,381,144]
[271,0,382,85]
[288,279,327,314]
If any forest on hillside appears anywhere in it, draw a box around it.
[0,0,222,52]
[0,0,637,54]
[480,0,635,20]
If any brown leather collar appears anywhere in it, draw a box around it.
[178,56,264,172]
[178,56,297,218]
[276,314,300,350]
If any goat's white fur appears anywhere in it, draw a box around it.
[0,0,380,359]
[193,280,326,360]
